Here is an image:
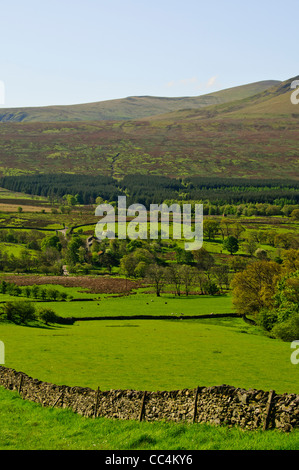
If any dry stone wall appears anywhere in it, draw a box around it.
[0,366,298,432]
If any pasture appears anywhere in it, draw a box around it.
[0,291,298,394]
[30,291,234,318]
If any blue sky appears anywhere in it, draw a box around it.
[1,0,298,107]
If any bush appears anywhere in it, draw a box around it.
[38,308,59,325]
[203,281,219,295]
[271,314,299,342]
[256,308,278,332]
[1,301,36,324]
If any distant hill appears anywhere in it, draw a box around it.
[150,76,299,120]
[0,80,280,123]
[0,76,297,181]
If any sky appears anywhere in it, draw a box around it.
[0,0,298,108]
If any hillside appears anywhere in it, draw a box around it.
[149,76,299,120]
[0,115,297,180]
[0,76,297,181]
[0,80,280,123]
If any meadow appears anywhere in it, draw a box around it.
[27,290,234,318]
[0,293,298,394]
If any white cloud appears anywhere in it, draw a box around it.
[206,76,217,88]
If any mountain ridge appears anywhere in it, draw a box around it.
[148,76,299,120]
[0,80,280,123]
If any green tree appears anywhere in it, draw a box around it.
[290,209,299,220]
[64,194,77,206]
[193,247,215,273]
[47,288,59,301]
[175,247,194,265]
[145,264,166,297]
[0,280,7,294]
[1,301,36,324]
[212,264,230,292]
[40,288,47,300]
[223,236,239,255]
[166,264,183,296]
[65,235,84,266]
[231,260,281,316]
[242,239,258,257]
[203,219,220,241]
[38,308,59,325]
[41,235,62,252]
[30,284,40,299]
[179,264,197,296]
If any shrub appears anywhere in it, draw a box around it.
[271,314,299,342]
[256,308,278,332]
[38,308,59,325]
[203,281,219,295]
[1,301,36,324]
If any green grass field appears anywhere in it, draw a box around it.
[1,310,297,394]
[30,291,234,318]
[2,290,298,451]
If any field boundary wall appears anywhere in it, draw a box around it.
[0,366,298,432]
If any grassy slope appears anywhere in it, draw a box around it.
[0,116,298,180]
[150,76,299,120]
[1,312,298,393]
[0,77,298,180]
[30,292,234,318]
[0,80,280,123]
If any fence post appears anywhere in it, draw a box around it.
[193,386,200,423]
[94,386,100,418]
[139,391,147,422]
[52,391,64,408]
[263,390,275,431]
[18,375,23,395]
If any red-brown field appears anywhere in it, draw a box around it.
[2,274,143,294]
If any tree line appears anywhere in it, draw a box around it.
[231,249,299,342]
[0,280,72,302]
[0,174,298,207]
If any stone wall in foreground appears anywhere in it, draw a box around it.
[0,366,298,432]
